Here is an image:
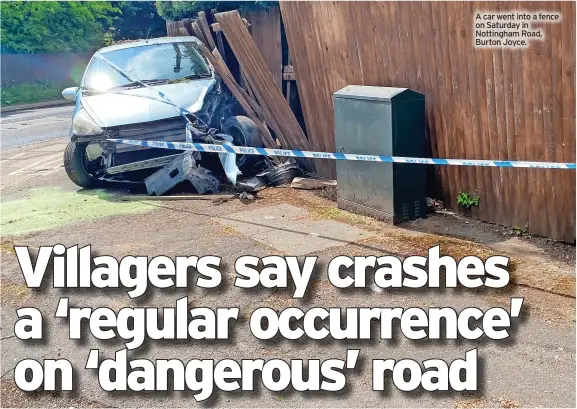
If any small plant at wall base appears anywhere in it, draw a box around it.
[456,191,480,208]
[512,223,530,237]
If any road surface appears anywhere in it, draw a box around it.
[0,104,74,149]
[0,122,575,408]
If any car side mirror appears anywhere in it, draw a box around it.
[62,87,79,101]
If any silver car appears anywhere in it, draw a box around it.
[62,36,262,188]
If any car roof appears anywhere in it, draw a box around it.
[96,36,204,54]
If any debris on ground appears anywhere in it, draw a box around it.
[426,197,444,212]
[144,152,221,196]
[258,161,300,186]
[237,175,267,192]
[239,191,255,201]
[291,177,337,190]
[313,185,338,202]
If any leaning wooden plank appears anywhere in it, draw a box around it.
[197,11,217,50]
[215,10,307,150]
[212,50,283,146]
[197,43,278,150]
[212,19,250,31]
[181,18,194,36]
[214,10,312,156]
[212,50,267,123]
[242,71,256,99]
[190,20,208,46]
[166,21,179,36]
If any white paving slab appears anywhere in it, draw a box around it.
[215,204,374,255]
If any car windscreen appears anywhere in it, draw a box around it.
[82,42,211,92]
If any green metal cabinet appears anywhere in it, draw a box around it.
[333,85,427,223]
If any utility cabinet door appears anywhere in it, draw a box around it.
[334,97,394,217]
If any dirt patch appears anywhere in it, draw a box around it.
[520,234,575,263]
[204,218,240,236]
[361,230,513,261]
[0,239,17,254]
[410,211,575,265]
[361,231,574,298]
[0,279,30,306]
[258,186,330,208]
[219,225,239,236]
[309,206,381,229]
[509,269,575,298]
[313,185,337,202]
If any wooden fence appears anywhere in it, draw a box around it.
[166,20,189,36]
[166,9,283,89]
[245,7,282,89]
[281,1,576,242]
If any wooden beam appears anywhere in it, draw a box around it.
[197,11,217,50]
[241,72,255,98]
[182,18,194,36]
[212,19,250,32]
[212,49,268,123]
[198,43,278,151]
[190,20,208,46]
[214,10,312,158]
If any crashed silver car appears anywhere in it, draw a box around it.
[61,37,263,190]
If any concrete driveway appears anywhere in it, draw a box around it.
[0,136,575,408]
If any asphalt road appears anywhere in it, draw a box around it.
[0,105,74,149]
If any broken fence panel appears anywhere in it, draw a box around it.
[106,139,577,170]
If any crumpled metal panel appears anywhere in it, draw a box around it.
[144,152,220,195]
[217,135,241,185]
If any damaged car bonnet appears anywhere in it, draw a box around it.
[62,37,263,193]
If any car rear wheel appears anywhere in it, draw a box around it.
[63,139,101,188]
[221,116,263,168]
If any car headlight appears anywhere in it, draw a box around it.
[72,108,103,136]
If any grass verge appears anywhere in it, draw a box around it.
[1,81,68,106]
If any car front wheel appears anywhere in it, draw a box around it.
[221,116,264,169]
[63,139,101,188]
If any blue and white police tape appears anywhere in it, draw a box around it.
[106,138,576,170]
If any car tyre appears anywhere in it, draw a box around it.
[63,139,101,188]
[222,116,263,168]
